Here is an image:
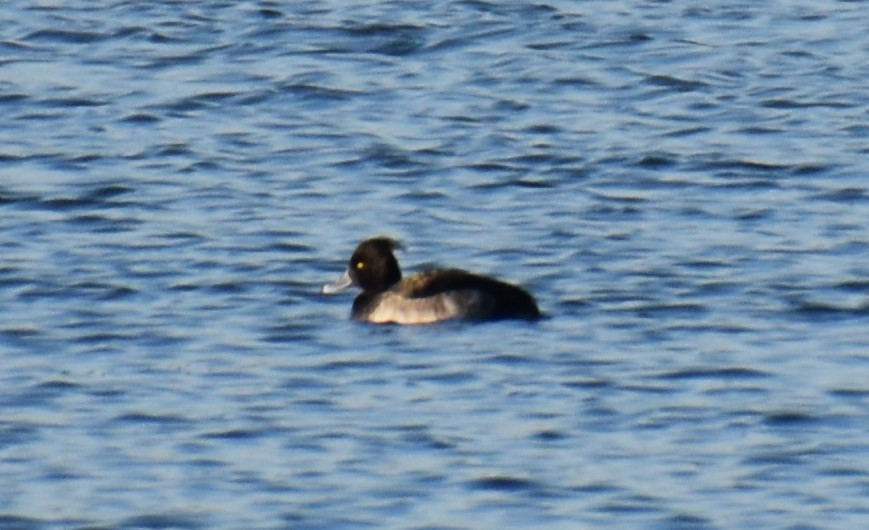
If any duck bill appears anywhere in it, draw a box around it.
[322,268,354,294]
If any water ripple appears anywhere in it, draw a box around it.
[1,1,867,528]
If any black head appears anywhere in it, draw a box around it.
[348,237,403,293]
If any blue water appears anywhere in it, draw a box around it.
[2,1,868,528]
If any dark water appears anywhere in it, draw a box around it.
[2,1,868,528]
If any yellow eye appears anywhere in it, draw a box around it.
[355,261,365,270]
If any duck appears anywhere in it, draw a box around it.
[322,237,540,324]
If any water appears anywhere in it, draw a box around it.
[1,0,868,528]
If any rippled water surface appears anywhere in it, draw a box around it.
[1,1,868,528]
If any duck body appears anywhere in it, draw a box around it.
[323,237,540,325]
